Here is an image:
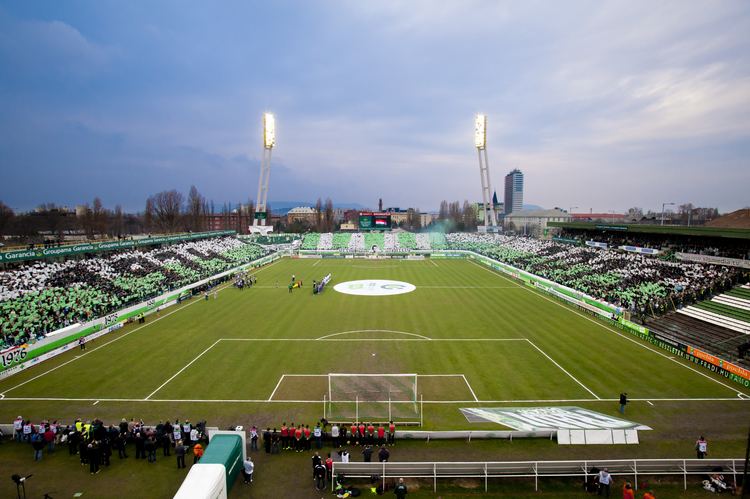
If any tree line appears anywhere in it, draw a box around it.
[0,185,256,242]
[437,200,478,232]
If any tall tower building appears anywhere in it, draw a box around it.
[504,169,523,214]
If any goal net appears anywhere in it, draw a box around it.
[328,373,417,402]
[326,373,420,423]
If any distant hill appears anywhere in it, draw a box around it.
[269,201,366,215]
[523,204,544,211]
[705,208,750,229]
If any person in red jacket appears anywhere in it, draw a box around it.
[294,425,303,452]
[358,422,366,445]
[377,424,386,446]
[388,421,396,446]
[350,423,358,445]
[303,425,312,451]
[280,423,289,450]
[366,423,375,445]
[325,453,334,482]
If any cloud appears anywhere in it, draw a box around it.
[0,1,749,213]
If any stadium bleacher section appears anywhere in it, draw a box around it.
[398,232,417,250]
[348,233,364,252]
[317,232,333,250]
[444,233,741,315]
[300,233,320,250]
[364,232,384,251]
[331,233,351,250]
[0,237,270,350]
[384,232,399,252]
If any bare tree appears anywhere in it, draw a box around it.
[314,198,323,232]
[144,198,155,233]
[185,185,206,232]
[324,198,335,232]
[112,205,124,237]
[462,200,477,231]
[0,200,14,237]
[449,201,461,224]
[149,190,184,233]
[92,197,109,236]
[439,200,449,220]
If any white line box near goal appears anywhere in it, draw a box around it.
[326,373,420,423]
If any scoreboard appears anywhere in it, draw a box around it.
[359,212,392,230]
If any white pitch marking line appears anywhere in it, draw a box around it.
[1,396,746,404]
[461,374,479,402]
[430,260,439,268]
[469,260,750,397]
[218,338,526,342]
[93,400,99,405]
[268,375,285,401]
[144,339,221,400]
[526,339,600,400]
[312,260,321,267]
[316,330,432,341]
[647,401,654,406]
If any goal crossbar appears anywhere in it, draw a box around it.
[328,373,418,403]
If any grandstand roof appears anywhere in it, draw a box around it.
[547,221,750,240]
[705,208,750,229]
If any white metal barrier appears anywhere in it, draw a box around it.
[333,458,744,493]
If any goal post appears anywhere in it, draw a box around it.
[326,373,420,423]
[328,373,418,403]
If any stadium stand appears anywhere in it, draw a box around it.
[317,232,333,250]
[348,233,364,252]
[0,237,270,350]
[415,233,431,250]
[648,284,750,367]
[384,233,399,252]
[364,233,384,251]
[445,233,741,316]
[397,232,417,250]
[300,233,320,250]
[429,232,447,249]
[331,233,351,250]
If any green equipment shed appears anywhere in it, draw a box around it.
[199,434,244,492]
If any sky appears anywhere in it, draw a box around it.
[0,1,749,214]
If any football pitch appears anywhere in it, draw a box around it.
[0,257,748,431]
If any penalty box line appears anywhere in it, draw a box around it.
[267,373,480,402]
[5,396,746,404]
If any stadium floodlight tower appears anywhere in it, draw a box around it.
[251,112,276,235]
[474,114,498,232]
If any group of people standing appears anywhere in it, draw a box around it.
[260,420,397,454]
[12,415,208,473]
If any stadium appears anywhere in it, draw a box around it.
[1,3,750,499]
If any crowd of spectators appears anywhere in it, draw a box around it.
[558,230,750,260]
[0,237,270,349]
[445,233,743,317]
[11,415,208,473]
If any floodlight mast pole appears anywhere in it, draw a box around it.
[475,114,497,231]
[254,113,275,229]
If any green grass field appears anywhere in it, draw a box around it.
[1,257,748,498]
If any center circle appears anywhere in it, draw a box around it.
[333,279,416,296]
